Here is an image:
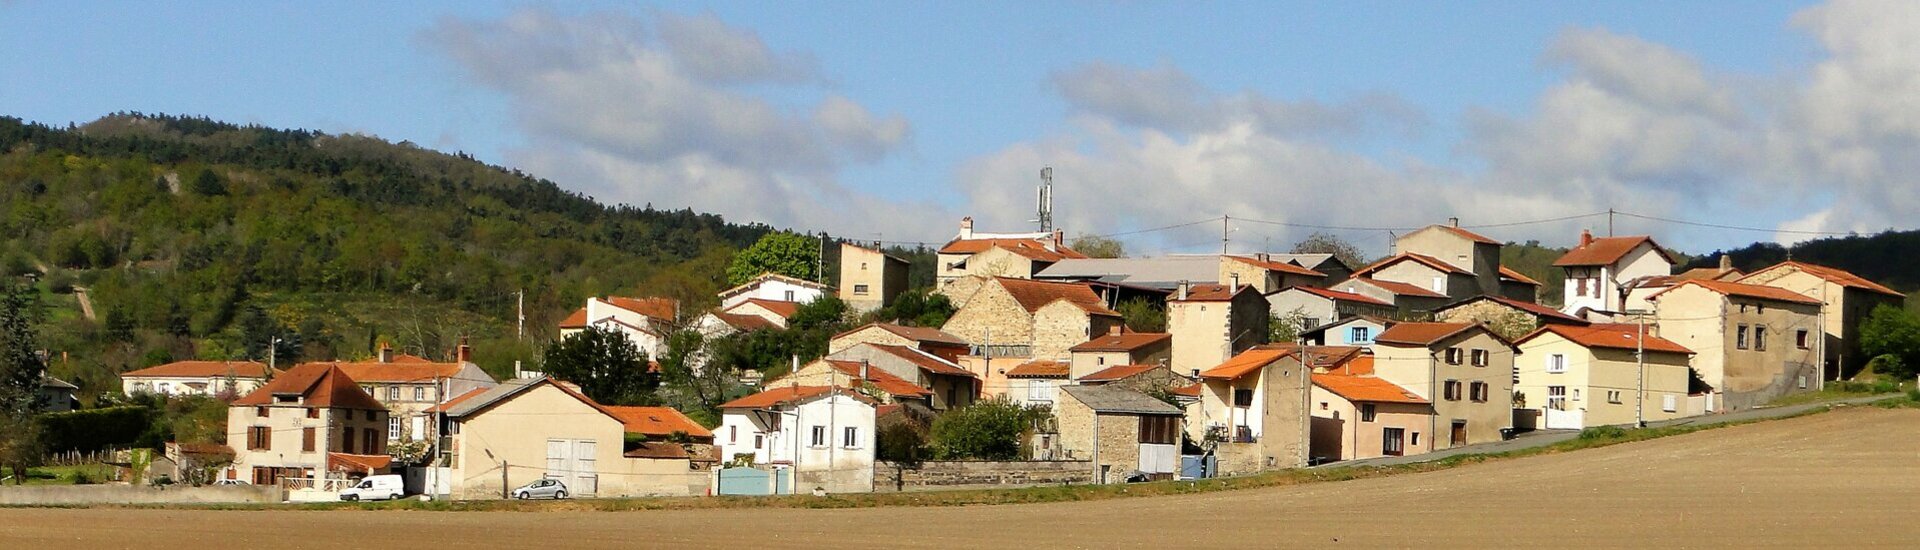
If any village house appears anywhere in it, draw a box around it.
[1053,385,1184,482]
[1167,282,1270,374]
[1307,354,1434,463]
[1277,253,1355,284]
[826,342,979,410]
[1647,280,1823,411]
[1004,359,1070,406]
[1555,231,1677,316]
[1389,222,1509,300]
[940,276,1125,361]
[936,217,1087,287]
[1067,330,1173,379]
[319,343,498,444]
[1738,261,1905,379]
[716,386,878,494]
[766,358,936,409]
[828,323,971,362]
[1218,254,1328,293]
[1076,363,1189,396]
[121,360,277,397]
[559,296,679,359]
[1349,253,1483,303]
[838,242,911,314]
[1370,322,1517,450]
[433,378,713,499]
[1433,295,1591,340]
[1499,267,1544,302]
[1513,324,1697,430]
[1266,286,1398,334]
[697,297,801,334]
[38,376,77,412]
[718,272,831,310]
[1191,348,1310,474]
[225,362,389,486]
[1299,315,1397,348]
[1620,254,1746,313]
[1334,277,1451,317]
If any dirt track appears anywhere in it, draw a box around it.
[5,406,1918,548]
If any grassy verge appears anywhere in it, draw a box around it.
[10,464,116,486]
[1767,380,1910,406]
[34,399,1886,513]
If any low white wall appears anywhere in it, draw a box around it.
[0,484,281,505]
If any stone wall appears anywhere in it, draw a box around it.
[0,484,281,505]
[871,460,1094,492]
[1032,301,1095,360]
[941,280,1034,348]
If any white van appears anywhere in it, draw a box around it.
[339,474,406,501]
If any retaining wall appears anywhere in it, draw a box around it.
[0,484,281,505]
[872,460,1092,492]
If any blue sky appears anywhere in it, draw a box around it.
[4,1,1913,255]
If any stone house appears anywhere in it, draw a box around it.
[322,343,499,444]
[225,363,389,486]
[1076,364,1190,396]
[1191,348,1310,474]
[1433,295,1591,341]
[1219,254,1328,293]
[436,378,713,499]
[1647,280,1823,411]
[559,296,679,359]
[1054,385,1184,482]
[936,217,1086,287]
[1555,231,1677,315]
[1738,261,1905,379]
[829,323,971,362]
[1392,222,1506,298]
[1308,354,1434,463]
[1266,286,1398,334]
[1067,330,1173,379]
[827,342,980,410]
[1167,282,1270,374]
[1620,255,1746,314]
[838,243,910,314]
[939,276,1124,360]
[1370,322,1516,450]
[1334,277,1451,317]
[1350,253,1484,303]
[122,360,277,398]
[718,272,831,310]
[716,386,878,494]
[1513,323,1696,430]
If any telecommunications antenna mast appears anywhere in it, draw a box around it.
[1037,167,1054,233]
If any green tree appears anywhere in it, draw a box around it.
[1069,234,1124,258]
[544,326,659,405]
[1860,305,1920,379]
[0,282,46,483]
[656,329,732,422]
[725,232,821,287]
[868,289,955,328]
[236,306,300,366]
[1290,232,1368,269]
[190,169,227,196]
[928,399,1051,460]
[1270,308,1311,343]
[1114,298,1165,332]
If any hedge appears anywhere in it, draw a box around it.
[38,406,154,453]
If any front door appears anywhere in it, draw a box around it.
[1450,420,1467,446]
[1382,427,1405,456]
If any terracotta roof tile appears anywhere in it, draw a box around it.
[866,344,977,378]
[322,361,469,384]
[603,296,678,321]
[1345,277,1448,299]
[940,238,1087,262]
[558,307,590,329]
[122,361,275,379]
[1078,364,1160,382]
[1374,322,1480,347]
[327,453,392,473]
[1499,266,1542,286]
[997,277,1120,315]
[1226,255,1325,277]
[1069,332,1172,352]
[1283,286,1394,307]
[424,387,488,413]
[1169,383,1202,398]
[1354,252,1473,277]
[1516,323,1693,355]
[824,360,934,397]
[1005,360,1071,379]
[1170,283,1255,302]
[1744,261,1902,297]
[1649,279,1822,306]
[602,406,714,439]
[1314,373,1429,404]
[737,298,801,318]
[232,363,384,410]
[710,311,778,331]
[1554,235,1675,267]
[1199,348,1295,380]
[719,386,878,409]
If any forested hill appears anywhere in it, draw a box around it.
[0,113,774,396]
[1682,231,1920,295]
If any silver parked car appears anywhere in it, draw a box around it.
[511,478,569,500]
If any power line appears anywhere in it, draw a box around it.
[1611,210,1868,237]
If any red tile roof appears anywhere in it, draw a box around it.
[424,387,487,413]
[1284,286,1394,307]
[602,406,714,439]
[1434,225,1500,245]
[710,311,778,331]
[603,296,679,321]
[1642,267,1744,288]
[1517,323,1693,355]
[1079,364,1160,383]
[997,277,1120,315]
[1555,235,1674,267]
[232,363,384,410]
[1356,252,1472,276]
[559,307,590,329]
[1069,332,1172,352]
[1199,348,1295,380]
[1650,279,1822,306]
[1346,277,1447,299]
[1374,322,1480,347]
[861,323,969,346]
[323,361,468,384]
[1170,283,1256,303]
[1169,384,1202,398]
[736,298,802,319]
[940,238,1087,262]
[865,344,977,378]
[1314,373,1429,404]
[1499,266,1542,286]
[1439,295,1590,326]
[1005,360,1071,379]
[1744,261,1903,297]
[1226,255,1325,277]
[327,453,393,473]
[719,386,878,409]
[122,361,275,379]
[824,360,934,397]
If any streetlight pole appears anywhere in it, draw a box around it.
[1627,310,1649,428]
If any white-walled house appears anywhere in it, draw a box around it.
[716,386,878,494]
[718,273,831,310]
[122,361,278,397]
[1555,231,1676,315]
[559,296,678,359]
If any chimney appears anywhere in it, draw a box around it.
[1719,254,1732,272]
[1579,229,1594,247]
[860,360,871,382]
[456,337,472,363]
[1052,229,1064,246]
[959,217,974,240]
[1256,252,1269,263]
[378,343,393,363]
[1449,217,1460,227]
[1178,280,1190,301]
[1230,273,1241,289]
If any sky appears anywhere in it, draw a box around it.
[4,0,1918,257]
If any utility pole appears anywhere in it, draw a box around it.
[818,232,827,283]
[1635,312,1646,427]
[1608,208,1616,237]
[515,289,525,341]
[1221,215,1230,254]
[500,460,509,499]
[268,336,280,373]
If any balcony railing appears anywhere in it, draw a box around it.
[1232,426,1257,444]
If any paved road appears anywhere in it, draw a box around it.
[1332,393,1896,468]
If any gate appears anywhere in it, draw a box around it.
[1543,406,1584,430]
[1178,455,1216,480]
[717,466,779,496]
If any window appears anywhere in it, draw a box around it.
[1546,354,1567,373]
[1410,432,1420,446]
[752,435,763,449]
[247,426,271,451]
[1097,357,1105,366]
[1027,380,1054,402]
[1577,277,1590,297]
[256,406,269,417]
[1470,382,1489,402]
[1754,326,1768,351]
[389,417,403,439]
[1662,394,1678,412]
[1797,330,1811,350]
[302,427,315,452]
[1471,349,1489,367]
[1360,404,1377,422]
[413,387,425,402]
[1572,389,1582,402]
[1445,348,1463,365]
[1757,303,1766,314]
[810,425,827,448]
[1444,380,1462,401]
[306,408,319,419]
[730,425,738,443]
[1432,276,1444,292]
[842,427,860,449]
[1319,401,1329,411]
[1736,324,1750,350]
[386,386,400,402]
[1382,427,1405,456]
[365,410,376,422]
[1232,389,1255,407]
[1302,318,1321,331]
[1547,386,1567,410]
[342,427,355,454]
[1350,327,1371,344]
[1138,416,1178,445]
[366,429,382,454]
[1607,390,1622,404]
[860,262,868,271]
[853,284,870,295]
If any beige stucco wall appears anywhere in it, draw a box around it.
[1652,285,1822,411]
[828,327,917,356]
[1308,385,1431,462]
[1371,331,1514,450]
[960,356,1031,399]
[1741,267,1905,377]
[1192,355,1308,473]
[839,244,906,313]
[228,405,385,479]
[1515,333,1695,428]
[1068,345,1174,380]
[1167,292,1269,374]
[449,384,705,500]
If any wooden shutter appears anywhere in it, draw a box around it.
[302,428,315,452]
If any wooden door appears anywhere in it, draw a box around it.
[1450,421,1467,446]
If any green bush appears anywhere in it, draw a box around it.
[928,399,1050,460]
[38,406,154,453]
[1577,425,1630,441]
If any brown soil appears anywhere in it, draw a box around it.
[4,406,1917,548]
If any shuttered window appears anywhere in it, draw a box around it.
[302,428,315,452]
